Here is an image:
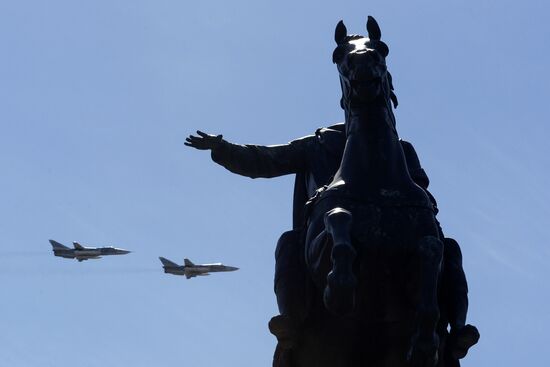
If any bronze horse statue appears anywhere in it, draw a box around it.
[293,17,444,367]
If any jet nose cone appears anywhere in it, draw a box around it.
[227,266,239,272]
[116,249,131,255]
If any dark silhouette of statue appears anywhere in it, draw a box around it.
[186,16,478,367]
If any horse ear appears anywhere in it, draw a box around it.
[333,48,344,64]
[367,16,381,41]
[335,20,347,44]
[378,42,389,57]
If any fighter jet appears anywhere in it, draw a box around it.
[159,257,239,279]
[49,240,131,262]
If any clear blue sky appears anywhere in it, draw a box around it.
[1,1,548,366]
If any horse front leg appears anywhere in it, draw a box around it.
[323,207,357,316]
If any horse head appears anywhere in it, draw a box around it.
[333,16,397,110]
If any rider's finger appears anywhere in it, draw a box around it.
[196,130,209,138]
[185,140,204,147]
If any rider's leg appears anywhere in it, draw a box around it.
[407,235,443,367]
[441,238,479,360]
[274,230,308,320]
[323,207,357,315]
[270,230,308,350]
[441,238,467,330]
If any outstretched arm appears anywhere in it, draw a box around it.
[185,130,312,179]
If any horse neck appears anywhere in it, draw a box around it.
[329,96,419,199]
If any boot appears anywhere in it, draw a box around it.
[447,324,480,359]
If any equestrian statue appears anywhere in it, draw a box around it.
[185,16,479,367]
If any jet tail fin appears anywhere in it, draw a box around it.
[159,257,179,267]
[73,242,85,250]
[184,258,195,267]
[49,239,69,250]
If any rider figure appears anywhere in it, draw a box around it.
[185,125,478,366]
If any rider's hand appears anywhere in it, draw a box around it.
[185,130,224,151]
